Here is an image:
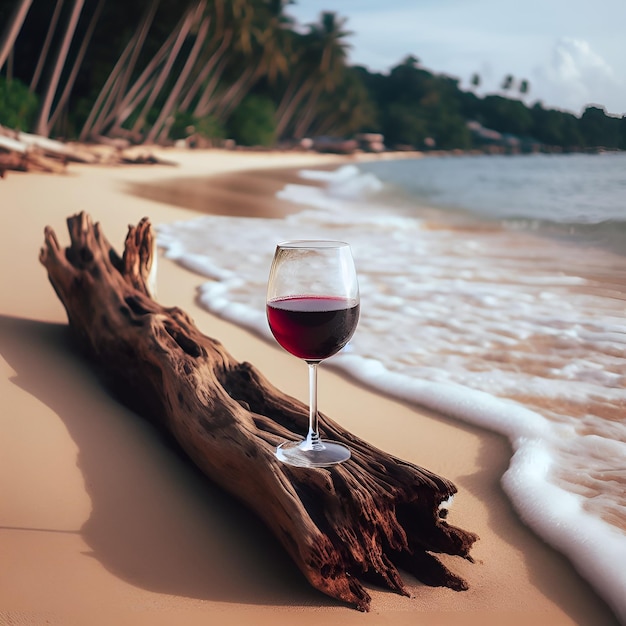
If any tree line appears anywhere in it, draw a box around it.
[1,0,624,151]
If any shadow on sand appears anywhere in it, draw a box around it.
[0,314,330,607]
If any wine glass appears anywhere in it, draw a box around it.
[266,240,360,468]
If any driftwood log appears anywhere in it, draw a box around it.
[40,212,478,611]
[0,126,176,178]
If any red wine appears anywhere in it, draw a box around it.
[267,295,359,361]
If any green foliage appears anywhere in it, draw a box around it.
[530,104,583,147]
[361,60,472,149]
[226,95,276,147]
[478,96,533,136]
[432,112,472,149]
[2,0,622,150]
[579,106,621,149]
[382,102,428,147]
[620,117,626,150]
[195,115,226,142]
[170,111,225,142]
[0,77,39,131]
[307,67,378,137]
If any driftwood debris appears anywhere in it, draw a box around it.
[0,125,176,177]
[0,132,68,175]
[39,213,478,611]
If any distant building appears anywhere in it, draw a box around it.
[355,133,385,153]
[467,121,541,154]
[311,136,358,154]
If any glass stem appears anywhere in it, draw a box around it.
[306,361,323,449]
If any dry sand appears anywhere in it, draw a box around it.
[0,149,619,626]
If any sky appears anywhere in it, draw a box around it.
[286,0,626,117]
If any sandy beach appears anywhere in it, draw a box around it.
[0,149,620,625]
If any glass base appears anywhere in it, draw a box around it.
[275,439,351,468]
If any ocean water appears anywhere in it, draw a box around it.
[156,153,626,621]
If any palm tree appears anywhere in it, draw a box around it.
[501,74,514,96]
[186,31,233,117]
[0,0,33,74]
[213,0,293,124]
[108,0,161,121]
[129,5,197,138]
[148,3,210,143]
[127,0,268,144]
[87,4,178,140]
[29,0,64,92]
[188,0,240,117]
[79,31,141,141]
[310,67,375,137]
[519,79,530,99]
[1,1,360,146]
[49,0,106,133]
[257,0,293,86]
[79,0,199,142]
[291,11,352,139]
[35,0,85,137]
[274,11,351,140]
[200,0,259,122]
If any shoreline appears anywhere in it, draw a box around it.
[0,148,619,625]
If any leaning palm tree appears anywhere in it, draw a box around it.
[148,2,210,143]
[110,0,161,115]
[35,0,85,137]
[86,0,254,144]
[212,0,293,124]
[277,11,351,140]
[308,67,376,138]
[29,0,64,92]
[151,0,264,142]
[190,0,256,122]
[0,0,34,74]
[128,5,198,139]
[48,0,106,133]
[286,12,351,139]
[80,0,200,142]
[79,0,161,141]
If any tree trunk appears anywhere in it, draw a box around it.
[293,85,323,139]
[130,8,195,139]
[148,9,210,144]
[274,75,314,139]
[78,36,133,141]
[212,63,256,123]
[30,0,64,92]
[35,0,85,137]
[191,37,233,118]
[0,0,33,73]
[179,29,231,113]
[39,213,478,612]
[111,0,160,112]
[49,0,105,133]
[82,7,171,141]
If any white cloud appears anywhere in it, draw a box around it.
[533,38,623,114]
[553,39,615,83]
